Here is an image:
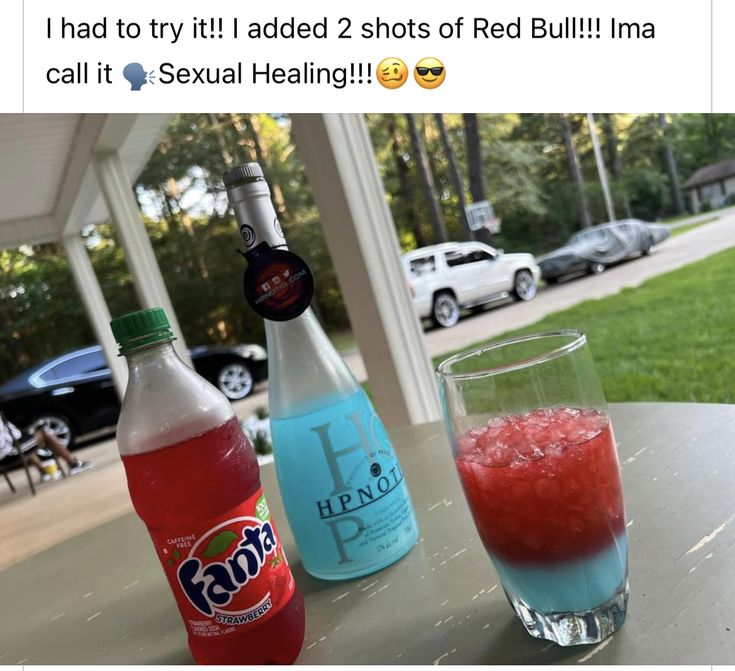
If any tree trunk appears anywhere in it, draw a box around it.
[388,116,426,247]
[241,113,265,164]
[422,116,441,191]
[166,177,209,280]
[243,114,289,220]
[406,114,448,244]
[600,113,633,219]
[658,113,686,215]
[208,113,235,168]
[435,114,473,241]
[703,113,721,162]
[560,114,593,229]
[462,113,492,244]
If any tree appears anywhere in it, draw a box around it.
[701,114,728,163]
[387,116,427,247]
[463,113,493,243]
[560,114,593,228]
[658,113,686,215]
[619,114,670,220]
[600,114,633,218]
[670,114,735,182]
[434,114,473,240]
[405,114,448,244]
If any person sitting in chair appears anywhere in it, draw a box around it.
[0,412,92,482]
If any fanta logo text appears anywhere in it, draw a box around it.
[178,522,278,616]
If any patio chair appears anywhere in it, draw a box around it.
[0,435,42,496]
[0,414,68,496]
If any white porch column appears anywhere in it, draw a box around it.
[62,233,128,399]
[291,113,441,429]
[93,151,192,367]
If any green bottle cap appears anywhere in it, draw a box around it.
[110,308,176,355]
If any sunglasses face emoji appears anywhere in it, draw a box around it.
[377,57,408,89]
[414,57,445,89]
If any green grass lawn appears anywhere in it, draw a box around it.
[661,212,699,224]
[433,247,735,404]
[669,217,718,237]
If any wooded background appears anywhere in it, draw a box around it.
[1,113,733,379]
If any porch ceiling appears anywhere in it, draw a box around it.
[0,113,170,251]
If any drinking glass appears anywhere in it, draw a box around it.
[436,330,628,646]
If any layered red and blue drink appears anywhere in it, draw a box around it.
[454,406,628,630]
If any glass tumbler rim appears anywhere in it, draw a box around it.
[436,329,587,381]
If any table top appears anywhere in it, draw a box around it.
[2,402,734,665]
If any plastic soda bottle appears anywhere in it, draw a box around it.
[110,308,305,664]
[224,162,419,580]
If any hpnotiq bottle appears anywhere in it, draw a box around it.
[111,308,305,665]
[224,163,419,580]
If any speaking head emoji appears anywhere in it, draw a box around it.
[123,62,150,91]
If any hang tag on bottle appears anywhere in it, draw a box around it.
[243,247,315,321]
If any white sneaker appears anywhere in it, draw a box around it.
[69,460,93,476]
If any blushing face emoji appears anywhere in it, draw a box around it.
[414,57,446,89]
[377,58,408,89]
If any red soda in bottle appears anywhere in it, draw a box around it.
[111,308,305,664]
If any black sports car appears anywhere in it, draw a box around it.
[538,219,670,283]
[0,343,268,446]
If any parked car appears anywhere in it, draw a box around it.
[402,242,541,328]
[537,219,670,283]
[0,343,268,446]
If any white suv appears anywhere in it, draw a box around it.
[402,242,541,328]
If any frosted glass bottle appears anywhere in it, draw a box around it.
[225,162,419,580]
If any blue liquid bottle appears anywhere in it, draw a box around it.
[225,163,419,580]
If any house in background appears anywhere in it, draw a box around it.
[683,158,735,213]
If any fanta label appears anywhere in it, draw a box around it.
[150,488,295,638]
